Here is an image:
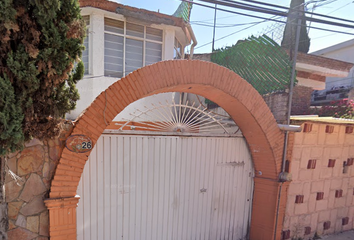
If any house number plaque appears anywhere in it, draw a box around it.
[65,134,93,153]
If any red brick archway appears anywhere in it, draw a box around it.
[45,60,287,240]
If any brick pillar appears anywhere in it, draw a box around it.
[44,197,79,240]
[250,177,290,240]
[291,85,313,115]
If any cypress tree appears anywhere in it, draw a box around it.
[0,0,85,155]
[281,0,311,53]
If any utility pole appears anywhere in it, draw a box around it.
[212,3,217,51]
[274,6,303,240]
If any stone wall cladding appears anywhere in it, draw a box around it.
[283,122,354,239]
[4,122,73,240]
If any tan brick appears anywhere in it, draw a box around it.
[312,168,321,180]
[294,203,308,215]
[342,178,349,190]
[347,146,354,155]
[319,210,331,222]
[334,197,347,208]
[349,177,354,187]
[330,209,338,224]
[308,193,317,212]
[317,222,324,235]
[303,133,318,145]
[311,181,324,193]
[328,190,335,208]
[294,133,304,145]
[310,212,319,230]
[324,180,331,195]
[346,191,353,206]
[288,182,304,195]
[332,164,343,177]
[292,147,302,160]
[289,216,299,229]
[286,197,295,216]
[291,161,300,181]
[337,207,349,218]
[316,199,328,211]
[330,179,343,190]
[300,148,311,167]
[325,132,339,145]
[341,146,350,158]
[311,147,323,158]
[320,168,333,179]
[299,170,313,181]
[335,219,343,232]
[317,125,326,145]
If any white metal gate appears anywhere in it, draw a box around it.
[77,134,254,240]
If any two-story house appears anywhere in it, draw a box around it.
[68,0,196,120]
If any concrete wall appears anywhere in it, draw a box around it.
[263,92,289,124]
[4,122,73,240]
[283,122,354,239]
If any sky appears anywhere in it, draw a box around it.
[116,0,354,54]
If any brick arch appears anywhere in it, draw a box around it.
[46,60,287,240]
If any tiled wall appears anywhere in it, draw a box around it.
[283,122,354,239]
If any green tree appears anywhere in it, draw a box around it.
[0,0,85,156]
[281,0,310,53]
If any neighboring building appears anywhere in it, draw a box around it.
[311,39,354,105]
[192,51,353,120]
[67,0,196,120]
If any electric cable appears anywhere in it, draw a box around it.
[192,0,354,28]
[222,0,354,24]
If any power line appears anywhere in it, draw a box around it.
[195,20,264,49]
[225,0,354,24]
[187,0,354,51]
[185,0,354,35]
[326,1,354,15]
[193,0,354,29]
[190,20,265,28]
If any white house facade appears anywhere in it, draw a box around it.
[67,3,196,120]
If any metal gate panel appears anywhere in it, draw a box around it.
[77,134,254,240]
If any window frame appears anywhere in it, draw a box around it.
[104,17,164,78]
[82,16,90,75]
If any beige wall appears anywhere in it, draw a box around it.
[283,122,354,239]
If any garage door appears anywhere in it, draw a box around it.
[77,133,254,240]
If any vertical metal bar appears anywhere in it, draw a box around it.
[212,4,217,52]
[274,9,302,240]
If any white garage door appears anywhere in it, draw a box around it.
[77,134,254,240]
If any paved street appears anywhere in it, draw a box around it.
[322,230,354,240]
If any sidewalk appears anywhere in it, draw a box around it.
[321,230,354,240]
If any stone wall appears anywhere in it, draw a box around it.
[4,122,73,240]
[283,122,354,239]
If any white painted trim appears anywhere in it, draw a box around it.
[297,78,325,90]
[296,62,349,77]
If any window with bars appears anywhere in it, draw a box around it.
[82,16,90,75]
[104,18,163,78]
